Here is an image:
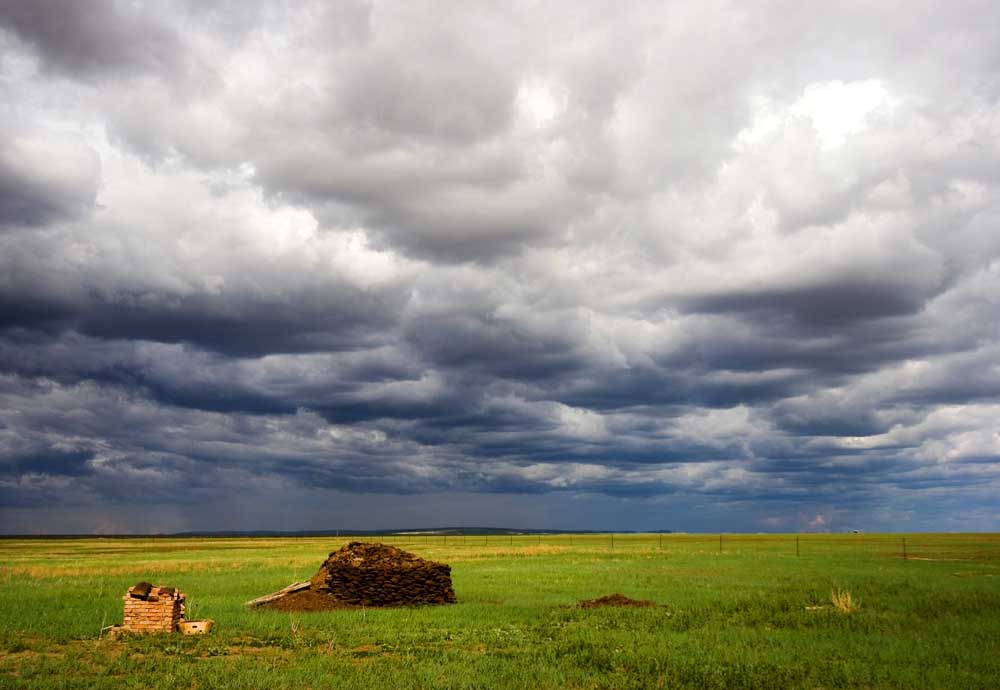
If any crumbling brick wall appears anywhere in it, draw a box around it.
[122,583,185,633]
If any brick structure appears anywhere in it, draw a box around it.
[122,583,186,633]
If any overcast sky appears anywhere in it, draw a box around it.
[1,1,998,534]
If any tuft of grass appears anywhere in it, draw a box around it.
[831,588,859,614]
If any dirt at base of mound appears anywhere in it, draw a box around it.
[579,593,657,608]
[259,589,355,612]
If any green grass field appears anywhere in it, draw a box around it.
[1,533,998,689]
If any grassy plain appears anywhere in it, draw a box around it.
[1,533,998,689]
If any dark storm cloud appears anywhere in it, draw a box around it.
[0,294,74,331]
[76,290,400,357]
[0,130,100,228]
[678,278,938,328]
[2,448,93,478]
[0,158,92,227]
[406,312,584,380]
[0,291,401,357]
[1,1,999,533]
[0,0,183,78]
[769,401,891,438]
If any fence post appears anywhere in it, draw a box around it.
[659,533,662,551]
[903,537,907,560]
[611,533,614,550]
[719,534,722,554]
[796,535,800,557]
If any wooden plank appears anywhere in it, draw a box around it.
[245,581,311,608]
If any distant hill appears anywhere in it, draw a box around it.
[169,527,673,537]
[2,527,674,538]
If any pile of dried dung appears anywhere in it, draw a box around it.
[578,593,657,608]
[310,542,457,607]
[250,542,457,611]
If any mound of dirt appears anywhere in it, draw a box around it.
[309,542,456,607]
[260,588,355,612]
[578,593,657,608]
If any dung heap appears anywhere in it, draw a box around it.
[248,542,457,611]
[309,542,457,607]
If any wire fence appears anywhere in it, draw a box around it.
[348,532,1000,561]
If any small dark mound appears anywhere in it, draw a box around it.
[579,593,657,608]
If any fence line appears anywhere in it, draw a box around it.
[344,532,989,559]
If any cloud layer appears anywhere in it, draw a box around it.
[1,0,998,533]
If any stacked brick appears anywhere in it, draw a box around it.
[308,542,456,607]
[122,583,186,633]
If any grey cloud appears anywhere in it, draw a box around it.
[679,278,939,329]
[77,289,401,357]
[406,312,583,380]
[0,287,404,357]
[0,0,184,78]
[3,448,94,478]
[330,45,515,144]
[0,131,100,228]
[770,400,895,439]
